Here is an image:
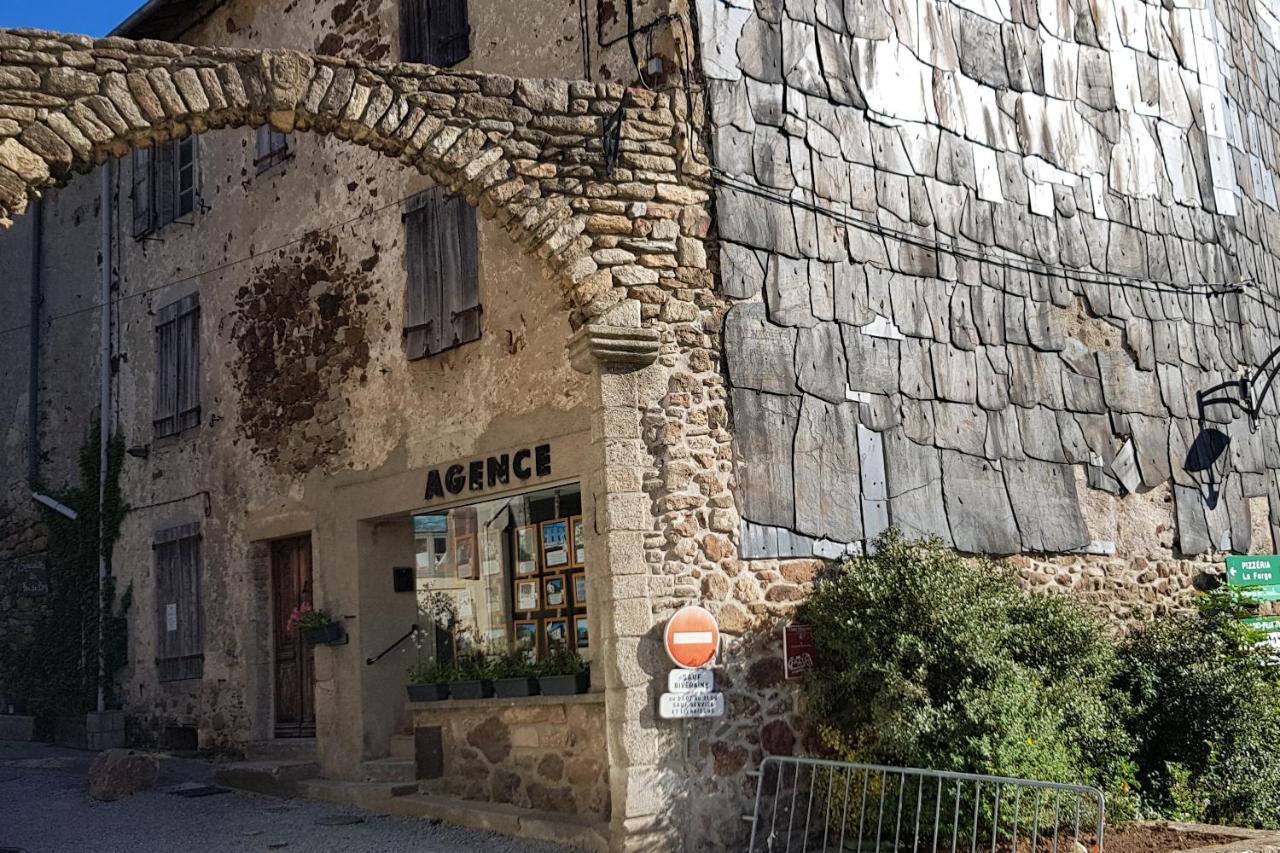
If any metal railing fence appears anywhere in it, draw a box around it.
[747,757,1106,853]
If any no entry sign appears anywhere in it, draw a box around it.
[664,605,720,669]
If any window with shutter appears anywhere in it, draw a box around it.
[132,137,200,238]
[154,294,201,438]
[255,125,292,173]
[401,0,470,66]
[176,136,197,217]
[131,148,152,238]
[403,188,480,360]
[155,523,204,683]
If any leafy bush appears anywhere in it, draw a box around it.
[538,648,588,677]
[1115,587,1280,829]
[798,530,1132,801]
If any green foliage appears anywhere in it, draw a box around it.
[1115,587,1280,829]
[798,530,1132,803]
[537,648,588,677]
[0,423,132,721]
[406,659,457,685]
[490,651,538,680]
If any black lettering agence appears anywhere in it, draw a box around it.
[534,444,552,477]
[469,460,484,491]
[513,449,533,480]
[486,455,510,487]
[425,446,553,500]
[425,470,445,501]
[445,464,466,494]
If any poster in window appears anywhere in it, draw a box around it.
[545,618,569,650]
[570,516,585,567]
[575,616,589,651]
[541,520,569,568]
[515,526,539,576]
[454,534,478,580]
[571,572,587,609]
[544,575,566,608]
[514,621,538,661]
[515,580,539,612]
[481,531,502,577]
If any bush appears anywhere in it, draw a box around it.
[798,530,1132,800]
[1115,588,1280,828]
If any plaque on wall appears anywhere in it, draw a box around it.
[6,558,48,596]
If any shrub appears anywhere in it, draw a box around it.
[1115,587,1280,828]
[798,530,1131,801]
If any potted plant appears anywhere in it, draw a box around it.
[287,601,346,646]
[538,649,590,696]
[492,651,540,699]
[448,652,494,700]
[406,660,453,703]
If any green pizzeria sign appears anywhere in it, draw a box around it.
[1226,555,1280,600]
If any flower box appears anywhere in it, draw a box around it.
[539,671,589,696]
[406,683,450,703]
[448,679,494,700]
[494,677,540,698]
[302,622,346,646]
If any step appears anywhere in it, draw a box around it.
[361,757,415,784]
[389,734,414,759]
[296,780,608,852]
[244,738,318,763]
[214,759,319,798]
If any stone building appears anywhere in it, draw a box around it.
[1,0,1280,849]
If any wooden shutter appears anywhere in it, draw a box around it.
[403,189,480,359]
[400,0,428,62]
[154,140,177,228]
[176,295,201,433]
[131,149,152,237]
[176,137,197,218]
[155,524,204,682]
[154,301,180,437]
[427,0,470,66]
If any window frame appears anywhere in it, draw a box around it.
[254,125,293,175]
[154,522,205,683]
[132,136,201,239]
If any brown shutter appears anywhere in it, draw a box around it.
[404,193,437,360]
[131,149,152,237]
[444,194,481,346]
[427,0,470,66]
[154,303,179,437]
[155,525,203,682]
[154,140,177,228]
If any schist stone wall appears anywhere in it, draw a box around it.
[694,0,1280,576]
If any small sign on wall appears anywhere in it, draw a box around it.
[5,558,48,596]
[784,624,817,680]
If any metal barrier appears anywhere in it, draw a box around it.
[747,757,1106,853]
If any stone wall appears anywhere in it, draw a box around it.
[412,695,610,820]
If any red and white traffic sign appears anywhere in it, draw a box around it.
[664,605,720,669]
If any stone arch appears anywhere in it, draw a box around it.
[0,29,697,326]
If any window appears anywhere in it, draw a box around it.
[132,136,200,238]
[155,523,204,682]
[403,188,480,360]
[255,125,292,173]
[410,485,586,666]
[154,294,201,438]
[400,0,471,66]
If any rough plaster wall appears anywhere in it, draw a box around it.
[681,0,1280,846]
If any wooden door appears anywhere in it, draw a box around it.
[272,535,316,739]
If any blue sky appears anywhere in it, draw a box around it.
[1,0,143,37]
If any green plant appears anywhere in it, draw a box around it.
[407,659,456,685]
[1115,587,1280,829]
[451,651,492,682]
[797,530,1132,805]
[490,651,538,680]
[538,648,588,677]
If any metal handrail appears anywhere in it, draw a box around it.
[747,756,1106,853]
[364,624,419,666]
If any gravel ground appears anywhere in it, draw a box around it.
[0,741,574,853]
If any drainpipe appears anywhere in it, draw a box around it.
[97,163,113,716]
[27,197,41,486]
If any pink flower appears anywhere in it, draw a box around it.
[285,601,314,633]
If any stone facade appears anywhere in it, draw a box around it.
[411,695,610,820]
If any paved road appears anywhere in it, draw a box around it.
[0,742,573,853]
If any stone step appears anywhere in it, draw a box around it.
[389,734,414,759]
[296,780,608,852]
[214,759,319,798]
[244,738,318,763]
[361,757,415,783]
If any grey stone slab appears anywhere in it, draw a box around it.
[740,521,780,560]
[731,387,800,529]
[949,286,980,351]
[1056,411,1093,464]
[721,241,767,299]
[1076,46,1115,111]
[1174,483,1212,556]
[942,451,1021,554]
[1061,343,1107,414]
[1003,459,1091,552]
[931,343,978,404]
[1155,363,1189,420]
[1003,292,1031,346]
[959,10,1009,89]
[933,401,989,456]
[1239,471,1271,499]
[1096,351,1165,416]
[976,349,1011,411]
[1017,405,1069,463]
[842,325,901,394]
[884,431,953,546]
[1008,346,1065,409]
[833,260,874,326]
[1227,477,1252,554]
[857,392,901,431]
[900,338,936,400]
[809,260,836,321]
[725,302,799,395]
[737,17,783,84]
[985,405,1026,461]
[718,184,799,256]
[902,398,935,445]
[971,286,1006,346]
[766,254,818,327]
[776,527,819,558]
[1087,464,1123,495]
[842,0,893,39]
[1110,438,1142,494]
[752,125,796,190]
[937,130,976,188]
[815,28,863,106]
[858,424,890,542]
[1129,414,1172,488]
[796,322,849,404]
[1025,299,1065,352]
